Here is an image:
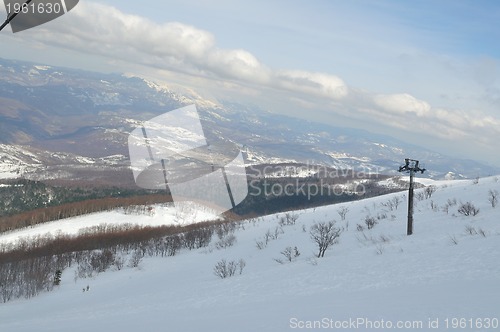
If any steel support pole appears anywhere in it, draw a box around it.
[407,168,414,235]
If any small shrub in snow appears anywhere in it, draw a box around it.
[465,225,477,235]
[255,227,283,249]
[264,229,273,244]
[465,225,487,238]
[274,246,300,264]
[356,224,365,232]
[449,235,459,245]
[255,240,266,250]
[488,189,498,208]
[381,197,401,211]
[238,259,246,275]
[215,234,237,250]
[278,213,299,226]
[457,202,480,216]
[442,198,458,214]
[128,250,143,268]
[337,207,349,221]
[273,226,284,239]
[213,259,245,279]
[379,234,390,243]
[424,185,437,199]
[478,228,487,238]
[364,216,378,230]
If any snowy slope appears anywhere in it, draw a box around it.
[1,176,499,332]
[0,202,221,245]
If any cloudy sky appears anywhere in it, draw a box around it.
[1,1,500,166]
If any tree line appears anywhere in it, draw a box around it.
[0,216,243,303]
[0,179,160,217]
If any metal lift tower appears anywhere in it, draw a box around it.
[398,158,425,235]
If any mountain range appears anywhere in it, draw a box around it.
[0,57,498,184]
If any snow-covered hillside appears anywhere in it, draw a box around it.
[1,177,499,332]
[0,202,221,245]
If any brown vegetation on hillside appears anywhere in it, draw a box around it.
[0,194,171,233]
[0,216,242,303]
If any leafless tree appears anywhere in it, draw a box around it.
[275,246,300,263]
[337,207,349,221]
[310,221,342,258]
[488,189,498,208]
[128,250,143,268]
[424,185,437,199]
[279,213,299,226]
[381,197,401,211]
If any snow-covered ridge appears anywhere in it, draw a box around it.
[0,144,130,181]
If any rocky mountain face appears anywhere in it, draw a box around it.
[0,57,498,183]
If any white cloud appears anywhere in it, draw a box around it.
[374,93,431,117]
[207,49,270,83]
[274,70,348,100]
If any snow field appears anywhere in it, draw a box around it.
[0,201,221,246]
[0,176,499,331]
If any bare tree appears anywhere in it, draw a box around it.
[279,213,299,226]
[337,207,349,221]
[488,189,498,208]
[424,185,437,199]
[310,221,342,258]
[381,197,401,211]
[128,250,143,268]
[275,246,300,264]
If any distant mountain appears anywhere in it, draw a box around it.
[0,57,498,182]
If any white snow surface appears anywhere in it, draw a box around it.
[0,202,220,246]
[1,176,499,331]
